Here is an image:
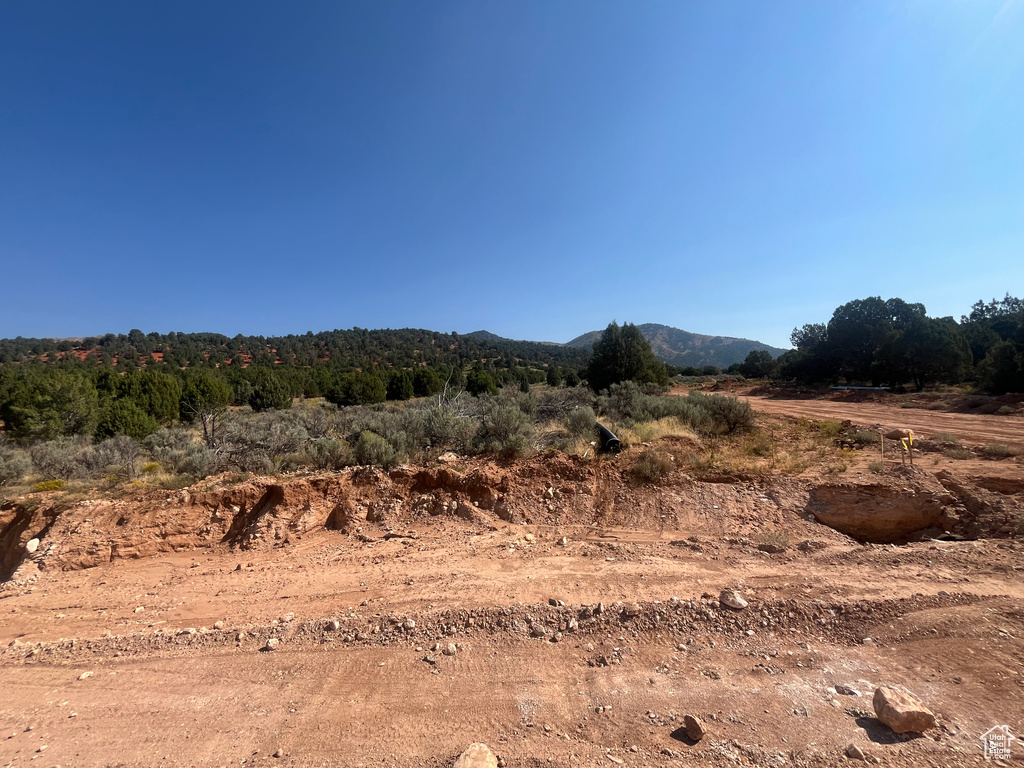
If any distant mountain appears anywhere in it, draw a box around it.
[465,330,561,346]
[566,323,788,369]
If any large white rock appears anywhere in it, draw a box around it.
[719,589,748,610]
[25,538,40,554]
[872,686,936,733]
[453,743,498,768]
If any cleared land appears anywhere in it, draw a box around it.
[743,393,1023,447]
[2,402,1023,768]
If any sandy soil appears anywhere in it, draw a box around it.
[2,402,1023,768]
[742,393,1024,447]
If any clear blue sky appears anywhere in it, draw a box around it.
[2,2,1022,348]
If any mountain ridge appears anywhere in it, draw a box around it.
[565,323,788,369]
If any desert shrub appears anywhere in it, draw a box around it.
[848,429,878,446]
[817,420,845,437]
[868,461,886,473]
[354,431,398,468]
[141,461,160,474]
[628,449,674,483]
[996,405,1016,415]
[536,387,595,422]
[757,529,790,552]
[932,432,961,447]
[475,403,535,458]
[299,405,334,440]
[221,411,309,472]
[982,443,1019,459]
[565,406,597,440]
[599,383,751,436]
[304,438,354,470]
[82,435,142,478]
[31,438,88,480]
[146,427,198,472]
[179,444,219,478]
[0,440,30,486]
[423,406,476,451]
[697,394,755,435]
[942,447,974,460]
[33,479,66,492]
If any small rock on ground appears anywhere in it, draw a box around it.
[263,638,280,652]
[719,589,748,610]
[846,743,866,760]
[683,714,705,742]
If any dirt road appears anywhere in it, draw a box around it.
[744,394,1023,446]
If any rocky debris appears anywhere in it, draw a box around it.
[720,590,748,610]
[273,748,284,758]
[262,638,280,652]
[78,671,93,680]
[443,642,457,657]
[845,743,866,760]
[872,686,936,733]
[683,714,705,742]
[453,742,498,768]
[327,620,341,631]
[623,602,642,618]
[835,684,861,696]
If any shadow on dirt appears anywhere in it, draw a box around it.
[668,727,700,746]
[855,716,925,744]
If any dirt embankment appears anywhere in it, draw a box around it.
[4,446,1022,588]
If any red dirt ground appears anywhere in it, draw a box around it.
[2,400,1023,767]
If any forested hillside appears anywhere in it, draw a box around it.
[567,323,787,368]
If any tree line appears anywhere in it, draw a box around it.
[0,327,590,371]
[735,294,1024,393]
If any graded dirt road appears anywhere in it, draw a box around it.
[742,393,1023,447]
[2,442,1023,767]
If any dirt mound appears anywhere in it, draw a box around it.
[805,468,957,543]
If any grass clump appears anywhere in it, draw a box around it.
[982,443,1019,459]
[868,461,885,473]
[942,447,974,460]
[848,429,878,446]
[33,479,66,492]
[628,449,675,483]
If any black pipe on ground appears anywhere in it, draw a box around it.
[596,422,621,453]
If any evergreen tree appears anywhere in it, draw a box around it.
[585,322,668,392]
[386,370,414,401]
[249,369,292,411]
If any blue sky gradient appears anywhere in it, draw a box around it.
[2,2,1022,347]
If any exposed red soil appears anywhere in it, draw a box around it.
[2,410,1023,767]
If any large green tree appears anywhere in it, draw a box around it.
[585,322,668,392]
[0,370,99,439]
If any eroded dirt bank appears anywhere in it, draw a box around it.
[2,437,1023,766]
